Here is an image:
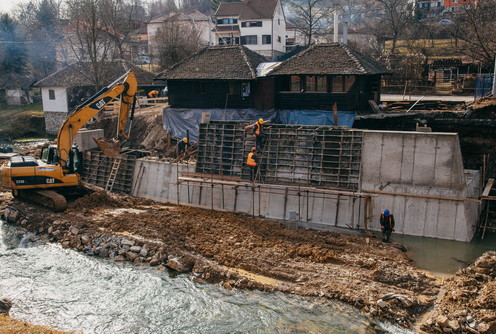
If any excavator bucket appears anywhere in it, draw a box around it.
[93,137,122,158]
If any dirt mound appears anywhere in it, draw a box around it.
[421,251,496,333]
[68,191,123,211]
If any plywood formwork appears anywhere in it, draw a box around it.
[196,122,363,190]
[82,151,137,194]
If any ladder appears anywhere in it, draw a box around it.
[105,158,122,192]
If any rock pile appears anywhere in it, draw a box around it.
[421,251,496,333]
[2,207,194,273]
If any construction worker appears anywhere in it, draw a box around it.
[380,209,395,242]
[148,90,159,98]
[246,147,258,181]
[252,118,267,150]
[177,137,189,156]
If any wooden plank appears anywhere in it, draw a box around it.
[368,100,381,113]
[364,189,481,203]
[481,178,494,198]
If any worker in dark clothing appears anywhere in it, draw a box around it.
[177,138,189,156]
[246,147,258,181]
[252,118,267,150]
[380,209,395,242]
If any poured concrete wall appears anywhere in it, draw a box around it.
[129,129,480,242]
[360,131,480,241]
[131,159,365,231]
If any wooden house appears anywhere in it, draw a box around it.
[269,43,390,113]
[155,45,269,110]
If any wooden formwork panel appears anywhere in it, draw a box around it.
[196,122,363,191]
[82,150,137,194]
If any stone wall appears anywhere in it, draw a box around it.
[44,111,68,135]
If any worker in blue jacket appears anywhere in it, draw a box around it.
[380,209,395,242]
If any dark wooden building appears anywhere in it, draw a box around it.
[155,45,270,109]
[269,43,390,113]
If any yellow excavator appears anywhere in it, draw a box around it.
[0,70,138,212]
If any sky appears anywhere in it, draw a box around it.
[0,0,25,14]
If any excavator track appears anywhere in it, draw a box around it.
[17,190,68,212]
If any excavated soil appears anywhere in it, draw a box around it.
[3,192,440,329]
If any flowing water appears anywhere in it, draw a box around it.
[0,220,408,334]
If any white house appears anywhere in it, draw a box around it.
[35,60,155,135]
[213,0,286,60]
[147,10,214,57]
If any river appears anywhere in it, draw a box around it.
[0,220,410,334]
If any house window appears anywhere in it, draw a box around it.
[228,81,241,95]
[278,18,280,25]
[262,35,271,44]
[217,18,238,24]
[48,89,55,100]
[277,36,281,43]
[331,76,355,93]
[193,82,206,95]
[241,21,262,27]
[240,35,257,45]
[290,75,301,92]
[219,36,239,45]
[305,75,328,92]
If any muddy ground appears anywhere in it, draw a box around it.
[3,192,438,328]
[2,98,496,332]
[2,190,496,333]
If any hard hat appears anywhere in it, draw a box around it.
[384,209,390,216]
[252,147,257,151]
[182,138,188,143]
[258,118,264,124]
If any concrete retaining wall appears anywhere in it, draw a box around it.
[360,131,480,242]
[130,130,480,242]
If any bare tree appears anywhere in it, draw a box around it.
[285,0,333,46]
[148,0,178,19]
[366,0,412,54]
[64,0,140,88]
[15,0,62,77]
[447,0,496,67]
[154,20,202,68]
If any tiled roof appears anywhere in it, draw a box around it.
[0,74,36,89]
[270,43,390,76]
[215,0,278,19]
[34,60,156,87]
[155,45,268,80]
[215,2,245,16]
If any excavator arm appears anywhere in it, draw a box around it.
[56,70,137,170]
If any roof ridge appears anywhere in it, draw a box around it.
[239,45,257,79]
[340,43,365,73]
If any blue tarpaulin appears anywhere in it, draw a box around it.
[162,108,356,142]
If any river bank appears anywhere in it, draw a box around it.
[1,189,496,333]
[0,190,446,329]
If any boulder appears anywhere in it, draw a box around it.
[0,298,12,315]
[167,258,186,272]
[436,314,449,327]
[130,246,141,253]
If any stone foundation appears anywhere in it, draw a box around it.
[45,111,68,135]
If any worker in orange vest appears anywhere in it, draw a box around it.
[246,147,258,181]
[380,209,395,242]
[252,118,267,150]
[148,90,159,98]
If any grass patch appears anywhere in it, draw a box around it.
[0,102,47,140]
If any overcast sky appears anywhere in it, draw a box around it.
[0,0,25,14]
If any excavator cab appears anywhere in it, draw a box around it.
[40,144,82,174]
